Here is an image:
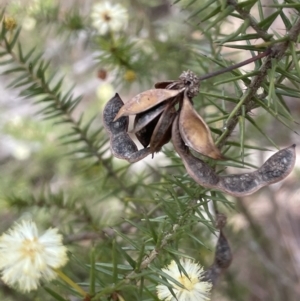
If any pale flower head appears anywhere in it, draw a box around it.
[91,2,128,35]
[156,258,212,301]
[0,220,68,292]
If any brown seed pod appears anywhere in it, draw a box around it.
[113,89,183,121]
[179,92,223,160]
[172,116,220,189]
[103,93,129,135]
[172,115,296,197]
[154,80,178,89]
[135,114,161,148]
[149,104,176,153]
[218,144,296,197]
[103,93,151,162]
[133,102,167,133]
[103,71,296,195]
[203,214,232,286]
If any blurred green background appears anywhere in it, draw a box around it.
[0,0,299,300]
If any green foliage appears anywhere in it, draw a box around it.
[0,0,299,301]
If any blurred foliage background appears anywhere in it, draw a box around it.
[0,0,300,300]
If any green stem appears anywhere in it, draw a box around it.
[55,269,88,298]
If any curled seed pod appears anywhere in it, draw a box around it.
[150,104,176,153]
[133,102,167,133]
[103,93,129,135]
[110,133,151,163]
[113,88,183,121]
[179,92,223,160]
[172,116,296,197]
[203,214,232,286]
[103,93,151,162]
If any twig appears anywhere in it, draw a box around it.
[0,40,134,196]
[121,17,300,278]
[227,0,273,41]
[217,17,300,148]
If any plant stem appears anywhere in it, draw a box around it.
[198,49,271,81]
[55,269,88,298]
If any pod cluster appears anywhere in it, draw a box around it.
[103,71,296,196]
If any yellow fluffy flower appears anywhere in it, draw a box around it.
[0,220,68,292]
[156,258,212,301]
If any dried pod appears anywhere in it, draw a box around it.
[154,80,177,89]
[203,214,232,286]
[135,114,161,148]
[103,93,129,135]
[110,132,151,163]
[179,92,223,160]
[133,102,167,133]
[219,144,296,197]
[257,145,296,184]
[103,93,151,162]
[172,116,296,196]
[172,116,220,188]
[149,104,176,153]
[114,89,183,121]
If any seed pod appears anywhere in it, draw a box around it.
[103,93,129,135]
[114,89,183,121]
[112,133,151,162]
[172,115,296,196]
[172,115,220,188]
[219,144,296,197]
[154,80,183,90]
[150,104,176,153]
[154,80,177,89]
[179,92,223,160]
[203,214,232,286]
[257,144,296,184]
[133,102,167,133]
[103,93,151,162]
[135,114,161,148]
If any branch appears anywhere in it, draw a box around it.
[0,38,133,196]
[217,17,300,149]
[227,0,273,41]
[119,17,300,279]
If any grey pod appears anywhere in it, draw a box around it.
[203,214,232,286]
[172,115,296,197]
[103,94,151,162]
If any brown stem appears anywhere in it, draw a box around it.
[198,48,271,81]
[122,17,300,278]
[217,17,300,148]
[227,0,273,41]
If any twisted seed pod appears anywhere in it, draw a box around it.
[203,214,232,286]
[103,93,151,163]
[172,115,296,197]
